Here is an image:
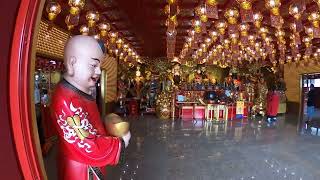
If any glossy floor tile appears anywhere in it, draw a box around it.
[45,114,320,180]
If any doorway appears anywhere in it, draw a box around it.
[300,73,320,135]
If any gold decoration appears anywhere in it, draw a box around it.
[308,12,320,28]
[98,22,111,37]
[46,1,61,21]
[68,0,85,15]
[225,8,239,24]
[86,11,100,28]
[253,12,263,28]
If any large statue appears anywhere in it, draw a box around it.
[51,35,131,180]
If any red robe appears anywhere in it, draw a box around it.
[51,79,124,180]
[266,91,280,117]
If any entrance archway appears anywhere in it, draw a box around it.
[9,0,48,179]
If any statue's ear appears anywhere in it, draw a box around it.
[65,56,77,76]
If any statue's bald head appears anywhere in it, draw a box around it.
[63,35,105,94]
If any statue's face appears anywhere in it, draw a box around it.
[71,43,104,92]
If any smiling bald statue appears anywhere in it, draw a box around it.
[51,35,130,180]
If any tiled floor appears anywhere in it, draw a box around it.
[45,114,320,180]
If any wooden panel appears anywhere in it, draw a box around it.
[284,63,320,103]
[101,56,117,102]
[36,20,70,60]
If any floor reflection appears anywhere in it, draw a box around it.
[106,115,320,180]
[45,114,320,180]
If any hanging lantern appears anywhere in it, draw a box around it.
[116,38,123,49]
[225,8,239,35]
[308,12,320,38]
[215,20,228,41]
[303,36,313,56]
[98,22,111,37]
[305,26,314,39]
[109,32,118,43]
[193,19,202,33]
[86,11,100,28]
[265,0,282,28]
[253,12,263,29]
[196,4,208,22]
[206,0,218,19]
[275,29,285,45]
[79,24,89,35]
[46,1,61,21]
[313,0,320,10]
[259,27,269,40]
[209,30,218,42]
[65,14,80,30]
[289,3,305,32]
[239,23,249,45]
[68,0,85,15]
[225,8,239,25]
[236,0,254,22]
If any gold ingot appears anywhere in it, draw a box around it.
[104,113,130,137]
[271,7,280,16]
[70,6,80,15]
[240,1,252,10]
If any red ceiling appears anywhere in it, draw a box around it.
[44,0,320,58]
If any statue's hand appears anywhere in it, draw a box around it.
[122,131,131,148]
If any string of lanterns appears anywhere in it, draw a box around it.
[176,0,320,68]
[45,0,141,64]
[165,0,179,59]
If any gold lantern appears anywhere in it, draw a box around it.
[86,11,100,28]
[68,0,85,15]
[193,19,202,33]
[289,3,305,32]
[196,5,208,22]
[109,32,118,43]
[265,0,282,28]
[313,0,320,10]
[236,0,254,22]
[215,20,227,35]
[239,23,249,36]
[209,30,218,42]
[79,24,89,35]
[46,1,61,21]
[206,0,218,19]
[265,0,281,16]
[98,22,111,37]
[259,27,269,40]
[65,14,79,30]
[116,38,123,49]
[224,8,239,25]
[253,12,263,28]
[308,12,320,38]
[275,29,285,44]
